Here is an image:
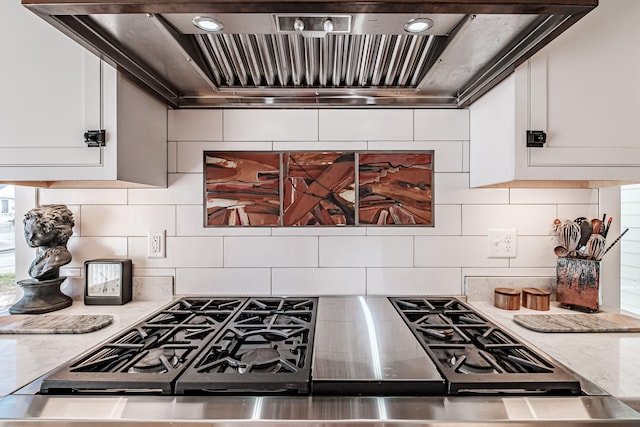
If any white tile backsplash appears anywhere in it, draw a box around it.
[67,236,128,268]
[510,188,598,204]
[38,188,127,205]
[319,109,413,141]
[33,108,600,298]
[414,109,469,140]
[80,205,176,236]
[462,204,557,235]
[366,268,463,295]
[508,236,558,268]
[415,236,509,268]
[557,204,601,223]
[223,110,318,141]
[132,267,177,277]
[129,236,223,268]
[128,173,202,205]
[168,110,223,141]
[272,268,366,295]
[435,173,509,205]
[224,237,318,267]
[175,268,271,295]
[462,267,556,277]
[319,236,414,267]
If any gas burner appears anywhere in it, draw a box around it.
[448,347,497,374]
[235,348,283,374]
[189,315,210,325]
[130,348,178,374]
[264,314,296,325]
[414,314,448,326]
[418,326,455,341]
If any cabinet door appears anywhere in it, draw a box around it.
[0,1,102,177]
[527,1,640,168]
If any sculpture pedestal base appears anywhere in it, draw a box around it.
[9,278,72,314]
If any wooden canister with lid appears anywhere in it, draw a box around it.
[494,287,520,310]
[522,287,550,311]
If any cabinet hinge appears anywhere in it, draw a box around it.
[84,129,106,147]
[526,130,546,147]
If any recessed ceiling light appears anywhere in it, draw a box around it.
[294,18,305,32]
[323,18,334,33]
[192,16,224,32]
[404,18,434,34]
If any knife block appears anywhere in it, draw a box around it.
[556,258,600,312]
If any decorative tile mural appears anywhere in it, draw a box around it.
[204,151,433,227]
[359,153,433,225]
[283,152,356,226]
[205,152,281,226]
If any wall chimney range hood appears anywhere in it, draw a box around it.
[23,1,597,108]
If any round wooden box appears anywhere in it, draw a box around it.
[522,287,550,311]
[494,287,521,310]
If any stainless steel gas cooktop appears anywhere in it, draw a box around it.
[39,296,580,396]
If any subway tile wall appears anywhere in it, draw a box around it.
[38,109,599,297]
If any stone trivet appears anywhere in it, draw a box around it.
[513,313,640,333]
[0,314,113,334]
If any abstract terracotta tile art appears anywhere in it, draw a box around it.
[283,152,355,226]
[358,152,433,225]
[205,152,280,226]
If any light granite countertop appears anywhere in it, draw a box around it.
[0,299,171,397]
[468,300,640,399]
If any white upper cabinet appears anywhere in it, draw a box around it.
[470,0,640,187]
[0,1,167,186]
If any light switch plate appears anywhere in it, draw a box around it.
[487,229,517,258]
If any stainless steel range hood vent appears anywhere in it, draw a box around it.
[23,1,597,108]
[196,33,440,89]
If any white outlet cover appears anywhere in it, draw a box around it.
[148,230,166,258]
[487,229,517,258]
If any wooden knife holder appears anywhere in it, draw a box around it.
[556,258,600,312]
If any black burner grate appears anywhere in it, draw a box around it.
[175,297,318,395]
[389,297,581,395]
[40,298,246,395]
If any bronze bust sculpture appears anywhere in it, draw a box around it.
[10,204,75,314]
[23,205,74,280]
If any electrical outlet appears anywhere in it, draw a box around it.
[148,230,166,258]
[487,229,517,258]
